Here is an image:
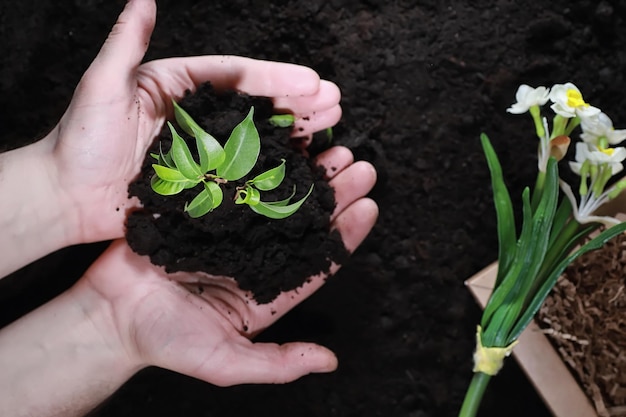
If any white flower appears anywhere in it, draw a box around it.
[580,112,626,146]
[506,84,550,114]
[560,181,621,227]
[569,142,626,176]
[549,83,600,118]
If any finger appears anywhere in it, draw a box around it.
[329,161,377,220]
[331,197,379,252]
[202,341,337,386]
[315,146,354,179]
[292,104,342,138]
[139,56,321,99]
[273,80,341,114]
[254,197,378,325]
[85,0,156,89]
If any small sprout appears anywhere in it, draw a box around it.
[150,103,312,219]
[268,114,295,127]
[326,127,334,143]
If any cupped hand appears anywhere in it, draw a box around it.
[76,147,377,385]
[49,0,341,245]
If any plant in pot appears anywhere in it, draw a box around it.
[460,83,626,417]
[125,82,352,304]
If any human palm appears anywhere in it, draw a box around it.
[80,147,377,385]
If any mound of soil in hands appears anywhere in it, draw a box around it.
[125,83,349,304]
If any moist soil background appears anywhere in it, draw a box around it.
[2,1,626,416]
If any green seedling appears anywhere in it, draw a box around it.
[150,101,312,219]
[268,114,295,127]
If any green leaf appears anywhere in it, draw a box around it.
[482,158,560,347]
[249,184,314,219]
[264,185,296,206]
[184,181,224,218]
[171,101,225,173]
[184,188,214,218]
[194,127,225,173]
[249,159,286,191]
[152,164,191,182]
[217,107,260,181]
[172,100,202,137]
[547,197,573,249]
[481,134,517,289]
[481,188,532,333]
[326,127,334,143]
[204,181,224,209]
[268,114,295,127]
[154,142,175,169]
[168,122,203,180]
[235,187,261,206]
[150,176,185,196]
[150,142,175,168]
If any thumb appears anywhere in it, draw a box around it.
[203,341,338,386]
[86,0,156,84]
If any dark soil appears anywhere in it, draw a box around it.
[3,1,626,416]
[126,83,348,304]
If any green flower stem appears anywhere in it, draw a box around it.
[529,105,544,138]
[458,372,491,417]
[564,116,581,137]
[551,115,568,138]
[591,164,613,197]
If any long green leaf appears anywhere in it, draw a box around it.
[265,186,297,207]
[217,107,260,181]
[482,158,560,346]
[548,197,573,249]
[249,184,314,219]
[481,186,532,329]
[481,188,533,343]
[507,221,626,344]
[481,134,517,288]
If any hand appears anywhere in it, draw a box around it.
[49,0,341,244]
[78,146,377,385]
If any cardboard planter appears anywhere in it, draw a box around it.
[466,263,597,417]
[466,196,626,417]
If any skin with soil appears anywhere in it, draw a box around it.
[2,1,626,416]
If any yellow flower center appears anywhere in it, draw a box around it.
[601,148,615,156]
[566,89,589,108]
